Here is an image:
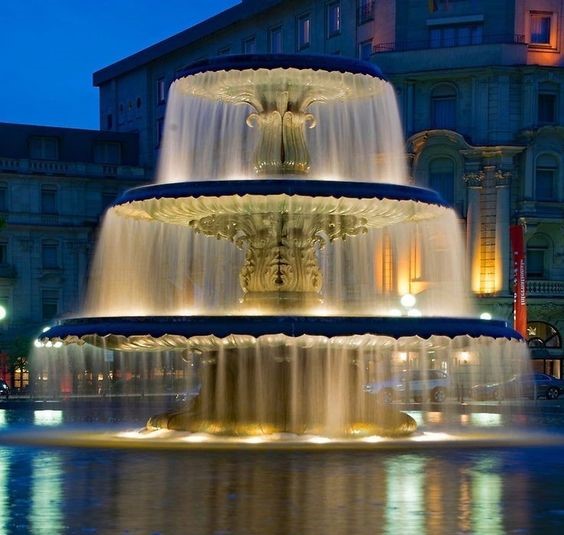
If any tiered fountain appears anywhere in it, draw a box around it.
[36,55,527,441]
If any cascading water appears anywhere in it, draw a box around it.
[34,55,528,440]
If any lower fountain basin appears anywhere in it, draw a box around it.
[39,315,521,351]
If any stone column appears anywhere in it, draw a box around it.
[495,169,511,295]
[464,170,484,294]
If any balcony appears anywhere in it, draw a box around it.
[516,201,564,220]
[527,280,564,297]
[0,158,146,180]
[372,34,527,74]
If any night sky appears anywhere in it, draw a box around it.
[0,0,239,130]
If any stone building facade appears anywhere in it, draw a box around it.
[0,123,147,388]
[93,0,563,371]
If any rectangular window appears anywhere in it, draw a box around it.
[29,137,59,160]
[157,77,166,105]
[327,2,341,36]
[41,242,59,269]
[41,186,57,214]
[430,28,441,48]
[298,14,311,49]
[429,171,455,205]
[0,186,6,212]
[243,36,257,54]
[94,142,121,164]
[431,98,456,129]
[429,24,483,48]
[358,0,375,24]
[530,12,552,45]
[538,93,556,123]
[535,168,555,200]
[42,290,59,321]
[458,26,471,46]
[0,242,7,264]
[359,40,373,61]
[269,27,283,54]
[471,25,483,45]
[527,249,545,278]
[106,113,113,130]
[0,296,8,328]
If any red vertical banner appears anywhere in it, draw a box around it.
[510,225,527,337]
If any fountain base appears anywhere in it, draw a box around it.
[146,400,417,438]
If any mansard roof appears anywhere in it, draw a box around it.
[93,0,284,86]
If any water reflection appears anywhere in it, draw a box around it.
[471,458,502,535]
[31,453,62,534]
[384,455,425,534]
[0,429,561,534]
[33,410,63,427]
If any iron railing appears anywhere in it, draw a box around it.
[374,33,526,53]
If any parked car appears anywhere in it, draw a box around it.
[0,380,10,399]
[364,369,450,403]
[471,373,564,401]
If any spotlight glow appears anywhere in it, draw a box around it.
[400,294,416,308]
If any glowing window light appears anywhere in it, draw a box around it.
[0,305,6,321]
[458,351,471,364]
[407,308,422,317]
[394,351,408,364]
[480,312,492,320]
[389,308,403,317]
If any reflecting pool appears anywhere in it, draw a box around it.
[0,405,564,534]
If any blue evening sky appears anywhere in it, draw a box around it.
[0,0,239,130]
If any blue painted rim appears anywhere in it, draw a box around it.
[174,54,386,81]
[41,316,522,342]
[113,180,449,209]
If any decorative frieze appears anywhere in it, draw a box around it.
[463,170,485,187]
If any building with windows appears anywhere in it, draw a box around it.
[93,0,564,373]
[0,123,147,389]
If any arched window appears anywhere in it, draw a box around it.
[431,84,457,130]
[429,157,455,205]
[535,153,558,201]
[526,234,550,279]
[527,321,562,349]
[41,240,59,270]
